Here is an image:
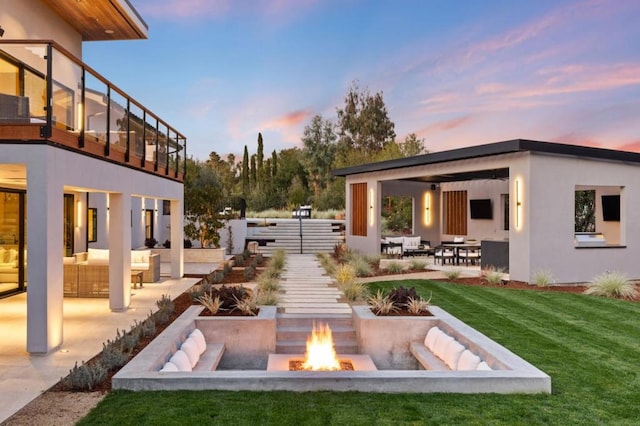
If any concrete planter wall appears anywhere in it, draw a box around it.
[352,305,439,369]
[195,306,277,369]
[152,248,226,263]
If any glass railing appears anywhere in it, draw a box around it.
[0,41,186,181]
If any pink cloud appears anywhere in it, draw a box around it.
[262,109,311,129]
[414,115,473,139]
[615,140,640,153]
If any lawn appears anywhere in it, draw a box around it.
[79,280,640,425]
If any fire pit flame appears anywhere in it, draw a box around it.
[301,322,341,371]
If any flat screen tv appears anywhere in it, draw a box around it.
[470,199,493,219]
[601,195,620,221]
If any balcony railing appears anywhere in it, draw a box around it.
[0,40,186,182]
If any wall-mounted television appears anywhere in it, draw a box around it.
[601,195,620,221]
[470,199,493,219]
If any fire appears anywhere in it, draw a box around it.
[301,322,341,371]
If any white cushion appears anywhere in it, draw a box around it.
[189,329,207,354]
[403,236,421,249]
[442,340,466,369]
[63,256,76,265]
[453,237,464,243]
[131,249,150,264]
[424,327,442,351]
[476,361,492,371]
[433,334,454,360]
[131,262,149,270]
[159,361,179,372]
[456,350,481,371]
[88,248,109,261]
[169,350,192,372]
[180,338,200,368]
[386,237,404,245]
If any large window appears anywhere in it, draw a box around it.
[382,196,413,234]
[351,183,367,236]
[443,190,467,235]
[575,190,596,232]
[0,190,26,296]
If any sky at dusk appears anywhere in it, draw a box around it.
[82,0,640,161]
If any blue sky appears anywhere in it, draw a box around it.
[82,0,640,161]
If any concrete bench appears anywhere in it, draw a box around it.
[409,342,450,371]
[193,343,225,372]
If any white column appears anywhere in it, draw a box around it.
[108,193,131,311]
[170,199,184,278]
[26,157,64,353]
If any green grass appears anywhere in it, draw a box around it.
[80,280,640,425]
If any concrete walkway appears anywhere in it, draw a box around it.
[0,276,199,423]
[277,254,351,314]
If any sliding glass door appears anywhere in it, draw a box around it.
[0,189,26,297]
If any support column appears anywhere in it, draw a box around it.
[170,199,184,278]
[26,158,64,353]
[108,193,131,311]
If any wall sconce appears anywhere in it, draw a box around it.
[515,178,523,230]
[368,187,375,227]
[76,200,82,228]
[423,192,431,226]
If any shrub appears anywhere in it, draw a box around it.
[256,289,279,305]
[532,269,554,287]
[121,327,140,352]
[233,295,258,316]
[163,239,171,248]
[65,361,107,391]
[444,269,461,280]
[100,342,129,371]
[210,285,251,310]
[333,264,356,285]
[368,290,398,315]
[156,294,175,314]
[585,271,638,299]
[333,243,347,260]
[349,257,373,277]
[317,253,338,275]
[144,237,158,248]
[386,261,403,274]
[243,249,252,258]
[482,267,504,284]
[244,264,256,281]
[270,249,286,270]
[256,276,279,292]
[410,259,427,271]
[234,253,246,267]
[140,318,156,338]
[197,293,224,314]
[405,292,432,315]
[255,253,264,266]
[339,280,368,302]
[183,239,193,248]
[387,286,419,306]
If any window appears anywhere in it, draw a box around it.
[382,196,413,234]
[87,208,97,243]
[351,183,367,236]
[145,210,154,240]
[501,194,509,231]
[443,190,467,235]
[163,200,171,215]
[575,190,596,232]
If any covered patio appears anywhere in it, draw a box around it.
[334,139,640,284]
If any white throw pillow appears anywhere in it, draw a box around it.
[476,361,492,371]
[433,334,454,360]
[453,237,464,243]
[189,329,207,354]
[169,350,192,372]
[159,361,179,372]
[424,327,442,351]
[456,350,481,371]
[181,338,201,368]
[442,340,466,369]
[387,237,404,245]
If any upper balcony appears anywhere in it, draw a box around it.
[0,40,186,182]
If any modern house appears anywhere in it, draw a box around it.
[333,139,640,284]
[1,0,185,353]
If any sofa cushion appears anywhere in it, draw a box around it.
[386,237,404,245]
[403,236,421,250]
[131,250,151,264]
[424,327,442,351]
[433,334,454,360]
[442,340,466,369]
[180,338,201,368]
[87,248,109,264]
[456,350,481,371]
[63,256,76,265]
[190,329,207,354]
[131,262,149,270]
[453,237,464,243]
[159,361,179,372]
[169,350,192,372]
[476,361,492,371]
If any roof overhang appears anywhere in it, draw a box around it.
[41,0,149,41]
[333,139,640,177]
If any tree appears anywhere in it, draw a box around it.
[250,154,257,184]
[271,150,278,178]
[242,146,249,195]
[301,114,337,201]
[257,132,264,179]
[336,81,396,157]
[401,133,427,157]
[184,162,225,248]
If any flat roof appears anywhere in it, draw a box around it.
[333,139,640,177]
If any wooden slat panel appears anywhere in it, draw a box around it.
[443,190,467,236]
[351,183,367,237]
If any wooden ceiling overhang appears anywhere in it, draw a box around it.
[41,0,148,41]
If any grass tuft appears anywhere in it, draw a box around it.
[585,271,638,299]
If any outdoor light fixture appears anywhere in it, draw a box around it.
[369,187,375,227]
[423,192,432,226]
[76,200,82,228]
[515,178,523,230]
